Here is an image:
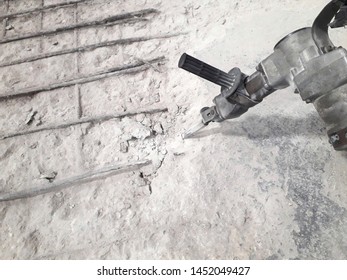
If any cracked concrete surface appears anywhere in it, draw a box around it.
[1,0,347,259]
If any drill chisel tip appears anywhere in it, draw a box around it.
[181,121,207,139]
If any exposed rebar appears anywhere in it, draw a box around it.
[0,56,166,100]
[0,107,168,140]
[0,0,93,21]
[0,33,181,68]
[0,160,152,202]
[0,8,159,44]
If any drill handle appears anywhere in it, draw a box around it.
[178,53,234,88]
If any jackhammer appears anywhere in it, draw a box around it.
[179,0,347,151]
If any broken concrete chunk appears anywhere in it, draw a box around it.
[39,171,57,183]
[121,117,152,140]
[35,116,43,126]
[5,25,14,31]
[29,142,38,149]
[135,113,145,123]
[132,127,152,140]
[159,149,168,156]
[154,93,160,103]
[25,110,38,125]
[141,117,152,127]
[54,192,63,198]
[120,141,129,153]
[153,123,164,135]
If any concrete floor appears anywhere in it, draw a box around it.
[1,0,347,259]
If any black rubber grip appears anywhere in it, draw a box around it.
[178,53,233,88]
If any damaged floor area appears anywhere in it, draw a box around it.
[1,0,347,259]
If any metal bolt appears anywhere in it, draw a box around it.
[329,134,340,145]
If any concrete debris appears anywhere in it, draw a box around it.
[39,171,58,183]
[25,110,38,125]
[120,141,129,153]
[121,117,152,140]
[141,117,152,127]
[5,25,14,31]
[1,0,346,261]
[153,123,164,135]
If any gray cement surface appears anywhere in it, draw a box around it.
[0,0,347,259]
